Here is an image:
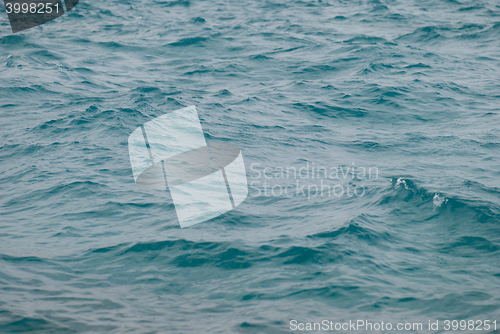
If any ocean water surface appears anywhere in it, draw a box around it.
[1,0,500,332]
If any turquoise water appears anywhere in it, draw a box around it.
[1,0,500,332]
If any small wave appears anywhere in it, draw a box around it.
[292,102,367,118]
[169,36,207,47]
[433,193,448,209]
[343,35,388,44]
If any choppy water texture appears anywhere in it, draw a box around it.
[2,0,500,333]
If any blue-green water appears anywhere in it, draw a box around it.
[1,0,500,333]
